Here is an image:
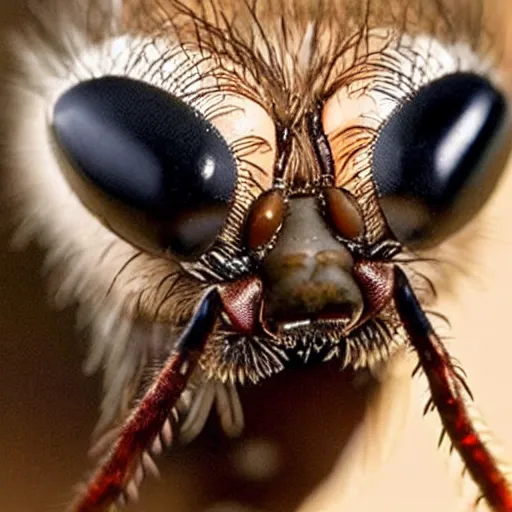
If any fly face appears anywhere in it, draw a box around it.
[3,0,512,510]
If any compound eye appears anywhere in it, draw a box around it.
[52,76,237,260]
[244,189,285,250]
[323,187,365,240]
[372,72,509,248]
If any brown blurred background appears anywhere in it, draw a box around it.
[2,2,512,512]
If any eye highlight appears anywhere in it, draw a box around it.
[372,72,509,248]
[52,76,238,260]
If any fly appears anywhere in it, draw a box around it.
[2,0,512,511]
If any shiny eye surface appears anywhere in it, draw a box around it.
[244,189,285,250]
[52,76,237,259]
[372,72,509,248]
[323,187,365,240]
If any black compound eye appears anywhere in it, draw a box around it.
[52,76,237,260]
[372,72,509,248]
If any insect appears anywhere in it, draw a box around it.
[2,0,512,510]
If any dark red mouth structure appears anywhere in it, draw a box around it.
[214,261,394,337]
[70,261,512,512]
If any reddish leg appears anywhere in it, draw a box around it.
[71,288,220,512]
[394,267,512,512]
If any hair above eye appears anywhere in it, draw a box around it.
[52,76,238,260]
[372,72,510,249]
